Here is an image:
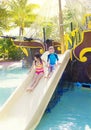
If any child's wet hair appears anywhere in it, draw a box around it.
[34,53,41,58]
[34,53,42,63]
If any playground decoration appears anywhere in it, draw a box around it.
[13,38,62,55]
[13,39,45,56]
[82,14,91,24]
[73,30,91,62]
[64,34,72,50]
[88,21,91,29]
[67,30,91,83]
[20,47,28,56]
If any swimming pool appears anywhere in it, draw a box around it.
[36,82,91,130]
[0,67,91,130]
[0,67,29,107]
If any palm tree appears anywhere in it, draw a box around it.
[0,4,10,35]
[8,0,39,38]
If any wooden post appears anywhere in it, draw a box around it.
[43,27,47,50]
[58,0,65,53]
[70,22,74,48]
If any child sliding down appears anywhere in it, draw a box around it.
[46,46,59,78]
[26,53,45,92]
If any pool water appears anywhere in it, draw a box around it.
[0,87,15,107]
[36,83,91,130]
[0,67,29,88]
[0,67,91,130]
[0,67,29,107]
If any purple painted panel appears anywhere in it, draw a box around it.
[74,31,91,60]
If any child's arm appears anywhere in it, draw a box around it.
[55,53,61,65]
[46,54,50,67]
[55,53,59,61]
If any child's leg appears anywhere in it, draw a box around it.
[27,72,44,91]
[46,71,51,78]
[45,65,51,78]
[31,72,44,90]
[26,74,38,91]
[46,65,53,78]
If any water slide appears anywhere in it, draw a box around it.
[0,50,70,130]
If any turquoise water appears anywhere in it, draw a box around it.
[0,67,91,130]
[36,85,91,130]
[0,67,29,87]
[0,67,29,107]
[0,87,15,107]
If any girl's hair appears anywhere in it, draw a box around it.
[34,53,42,63]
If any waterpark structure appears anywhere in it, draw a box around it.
[0,0,91,129]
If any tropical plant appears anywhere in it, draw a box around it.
[63,5,75,32]
[0,38,12,59]
[8,0,40,38]
[0,38,23,60]
[0,4,10,35]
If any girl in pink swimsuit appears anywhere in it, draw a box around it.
[27,53,45,91]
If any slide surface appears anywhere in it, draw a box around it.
[0,50,70,130]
